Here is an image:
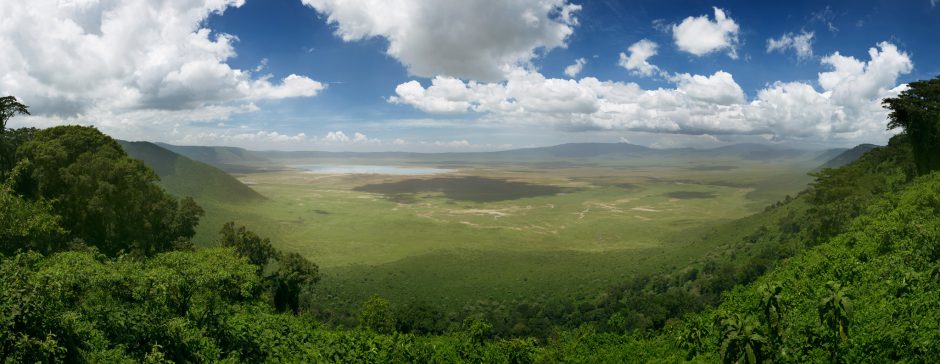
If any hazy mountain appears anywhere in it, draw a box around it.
[120,141,264,202]
[818,144,880,169]
[154,143,280,173]
[157,141,846,168]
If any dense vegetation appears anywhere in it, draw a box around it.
[2,75,939,362]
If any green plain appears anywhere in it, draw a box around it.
[188,156,817,310]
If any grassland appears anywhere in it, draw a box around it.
[186,156,818,312]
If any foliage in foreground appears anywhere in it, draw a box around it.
[687,169,940,362]
[0,248,553,363]
[11,125,205,256]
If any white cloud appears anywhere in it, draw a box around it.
[564,58,587,78]
[618,39,660,77]
[249,74,325,100]
[673,71,746,105]
[672,7,740,58]
[767,31,815,60]
[810,6,839,32]
[301,0,581,81]
[388,78,474,113]
[390,42,913,143]
[0,0,323,137]
[353,132,381,144]
[322,131,381,144]
[434,140,471,147]
[323,131,350,142]
[176,130,308,146]
[255,58,269,73]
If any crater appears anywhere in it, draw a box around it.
[354,176,568,203]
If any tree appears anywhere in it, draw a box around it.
[0,96,30,133]
[0,183,64,255]
[13,125,202,256]
[394,301,448,334]
[0,96,34,178]
[216,223,321,313]
[759,283,784,343]
[676,315,711,360]
[883,75,940,174]
[818,281,852,342]
[217,222,276,268]
[0,127,37,178]
[463,316,494,345]
[271,252,320,314]
[170,197,204,251]
[719,313,767,364]
[358,295,396,334]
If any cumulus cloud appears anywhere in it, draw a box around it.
[249,74,325,100]
[0,0,323,135]
[175,130,308,146]
[564,58,587,78]
[435,140,471,147]
[323,131,351,142]
[672,7,740,58]
[417,139,512,150]
[390,42,913,143]
[388,78,474,113]
[301,0,581,81]
[673,71,746,105]
[767,31,815,60]
[170,129,390,150]
[352,132,381,144]
[618,39,660,77]
[322,131,380,144]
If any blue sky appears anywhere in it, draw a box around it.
[2,0,939,151]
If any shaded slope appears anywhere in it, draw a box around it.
[154,142,281,173]
[818,143,879,169]
[120,141,264,202]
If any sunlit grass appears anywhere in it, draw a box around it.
[187,159,814,308]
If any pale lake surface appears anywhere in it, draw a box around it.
[293,164,454,175]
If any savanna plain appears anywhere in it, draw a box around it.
[190,154,817,317]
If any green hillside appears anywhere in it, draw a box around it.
[550,135,938,362]
[120,141,264,203]
[155,142,282,173]
[818,143,880,169]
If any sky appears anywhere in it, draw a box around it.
[2,0,939,151]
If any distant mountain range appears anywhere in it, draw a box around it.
[149,141,868,173]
